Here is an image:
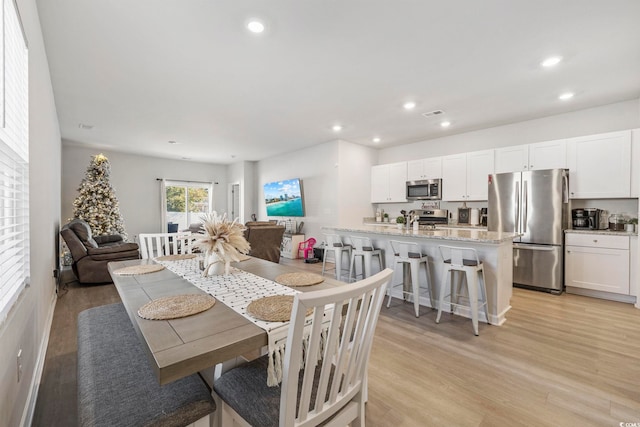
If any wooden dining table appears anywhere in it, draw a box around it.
[107,257,342,385]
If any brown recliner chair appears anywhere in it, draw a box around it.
[60,219,140,284]
[243,221,285,263]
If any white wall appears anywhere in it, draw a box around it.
[61,144,228,241]
[227,160,256,223]
[255,140,377,243]
[379,99,640,163]
[0,1,61,426]
[337,140,378,226]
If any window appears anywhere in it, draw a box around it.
[161,180,213,232]
[0,0,29,322]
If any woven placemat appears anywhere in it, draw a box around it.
[137,294,216,320]
[112,264,165,276]
[246,295,312,322]
[155,253,197,261]
[275,272,324,287]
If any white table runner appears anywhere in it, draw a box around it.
[157,257,325,386]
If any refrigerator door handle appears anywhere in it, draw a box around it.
[515,183,520,233]
[522,181,528,234]
[513,243,556,251]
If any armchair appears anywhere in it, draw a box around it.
[243,221,285,263]
[60,219,140,284]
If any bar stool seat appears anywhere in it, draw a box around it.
[436,245,489,336]
[386,240,433,317]
[321,234,352,282]
[348,235,384,282]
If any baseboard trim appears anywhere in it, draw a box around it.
[566,287,637,304]
[20,292,57,427]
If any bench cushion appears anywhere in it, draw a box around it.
[77,303,215,427]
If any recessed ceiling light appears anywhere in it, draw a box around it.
[78,123,94,130]
[332,124,343,132]
[372,137,381,143]
[440,121,451,128]
[181,157,191,160]
[403,101,416,110]
[168,140,179,144]
[247,20,265,33]
[558,92,574,100]
[541,56,562,68]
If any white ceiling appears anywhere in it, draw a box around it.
[36,0,640,164]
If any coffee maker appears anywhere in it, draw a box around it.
[480,208,488,227]
[572,208,601,230]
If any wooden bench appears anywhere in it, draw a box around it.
[77,303,215,426]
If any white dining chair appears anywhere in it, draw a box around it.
[212,268,393,427]
[138,232,193,259]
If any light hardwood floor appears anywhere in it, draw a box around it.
[33,259,640,426]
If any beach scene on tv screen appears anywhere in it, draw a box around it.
[264,178,304,217]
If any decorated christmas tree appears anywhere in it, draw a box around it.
[72,153,128,240]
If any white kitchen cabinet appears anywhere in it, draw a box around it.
[567,130,632,199]
[494,139,566,174]
[529,139,567,171]
[442,150,494,201]
[370,162,407,203]
[494,145,528,173]
[407,157,442,181]
[565,233,630,295]
[631,129,640,198]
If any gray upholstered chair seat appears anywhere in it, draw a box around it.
[77,303,215,427]
[213,355,334,427]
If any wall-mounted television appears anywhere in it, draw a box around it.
[263,178,305,217]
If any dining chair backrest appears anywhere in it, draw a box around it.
[279,268,393,427]
[138,232,193,259]
[438,245,480,268]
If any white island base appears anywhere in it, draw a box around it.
[322,225,516,326]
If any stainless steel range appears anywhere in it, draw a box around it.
[409,209,448,226]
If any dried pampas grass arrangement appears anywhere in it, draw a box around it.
[193,212,251,275]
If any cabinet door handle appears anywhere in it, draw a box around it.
[567,250,571,253]
[593,239,598,243]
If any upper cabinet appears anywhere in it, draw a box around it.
[495,139,567,174]
[632,129,640,198]
[567,130,631,199]
[442,149,494,201]
[407,157,442,181]
[371,162,408,203]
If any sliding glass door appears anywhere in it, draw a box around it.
[164,181,212,232]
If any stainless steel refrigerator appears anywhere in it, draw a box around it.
[487,169,570,293]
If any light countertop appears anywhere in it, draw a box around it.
[323,224,519,244]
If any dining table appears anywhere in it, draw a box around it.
[107,256,342,385]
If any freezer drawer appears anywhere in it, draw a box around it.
[513,244,563,292]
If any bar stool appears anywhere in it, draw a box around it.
[386,240,433,317]
[347,236,384,282]
[321,234,352,282]
[436,245,489,336]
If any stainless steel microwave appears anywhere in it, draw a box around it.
[406,179,442,200]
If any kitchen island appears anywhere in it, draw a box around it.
[322,225,519,325]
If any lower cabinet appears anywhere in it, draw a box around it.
[565,233,630,295]
[280,234,305,259]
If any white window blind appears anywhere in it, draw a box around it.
[0,0,29,323]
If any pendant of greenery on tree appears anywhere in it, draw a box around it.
[72,153,129,240]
